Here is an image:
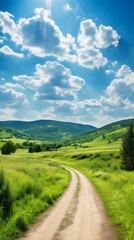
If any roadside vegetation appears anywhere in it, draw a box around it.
[0,152,70,240]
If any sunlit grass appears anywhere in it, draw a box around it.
[0,151,70,240]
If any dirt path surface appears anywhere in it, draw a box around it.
[19,167,116,240]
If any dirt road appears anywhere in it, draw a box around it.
[19,167,116,240]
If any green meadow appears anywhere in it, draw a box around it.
[0,122,134,240]
[0,150,70,240]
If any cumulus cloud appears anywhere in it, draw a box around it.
[0,11,21,43]
[0,9,76,61]
[100,96,134,118]
[115,64,132,78]
[20,8,72,59]
[0,45,24,58]
[0,85,28,107]
[13,61,85,101]
[77,46,107,69]
[0,9,120,70]
[76,18,120,69]
[75,64,134,121]
[78,19,120,49]
[107,65,134,97]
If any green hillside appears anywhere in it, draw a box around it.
[0,120,96,141]
[71,119,134,144]
[0,127,31,140]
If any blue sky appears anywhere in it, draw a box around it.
[0,0,134,127]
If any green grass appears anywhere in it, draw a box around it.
[0,150,70,240]
[0,136,134,240]
[40,140,134,240]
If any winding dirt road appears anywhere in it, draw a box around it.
[19,167,116,240]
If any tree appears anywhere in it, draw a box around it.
[1,141,16,155]
[45,145,51,151]
[34,144,42,152]
[28,146,34,153]
[120,123,134,171]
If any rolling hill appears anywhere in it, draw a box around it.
[71,119,134,144]
[0,120,96,141]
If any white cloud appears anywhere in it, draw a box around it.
[100,96,132,108]
[20,8,71,59]
[0,45,23,58]
[0,85,28,106]
[100,97,134,118]
[105,69,115,75]
[115,64,132,78]
[75,65,134,122]
[0,9,120,70]
[107,65,134,97]
[13,61,85,101]
[0,9,75,61]
[13,75,35,82]
[64,3,73,12]
[77,46,107,69]
[78,19,120,49]
[76,18,120,69]
[0,11,21,44]
[80,99,102,108]
[96,25,120,48]
[4,82,25,89]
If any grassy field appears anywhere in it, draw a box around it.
[0,150,70,240]
[0,133,134,240]
[40,139,134,240]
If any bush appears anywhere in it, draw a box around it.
[28,146,34,153]
[28,144,42,153]
[34,144,42,152]
[45,146,51,151]
[1,141,16,155]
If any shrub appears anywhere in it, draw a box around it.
[1,141,16,155]
[34,144,42,152]
[45,145,51,151]
[28,146,34,153]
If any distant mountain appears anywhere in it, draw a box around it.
[71,119,134,143]
[0,120,96,141]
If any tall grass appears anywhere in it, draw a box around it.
[0,151,70,240]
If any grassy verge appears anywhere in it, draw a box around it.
[0,151,70,240]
